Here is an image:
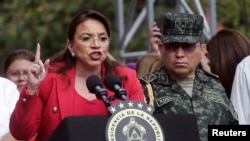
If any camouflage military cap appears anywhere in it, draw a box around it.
[162,13,204,44]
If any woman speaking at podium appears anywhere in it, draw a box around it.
[9,9,144,141]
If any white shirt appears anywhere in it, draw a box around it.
[231,55,250,124]
[0,77,19,139]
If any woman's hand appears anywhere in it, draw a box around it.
[26,43,50,95]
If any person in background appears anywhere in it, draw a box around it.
[9,9,145,141]
[207,28,250,98]
[135,52,163,77]
[3,49,35,92]
[139,13,238,141]
[0,77,19,141]
[126,22,162,71]
[230,55,250,124]
[2,50,35,141]
[199,51,210,72]
[149,22,162,54]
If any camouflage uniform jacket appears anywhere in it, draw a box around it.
[139,67,238,141]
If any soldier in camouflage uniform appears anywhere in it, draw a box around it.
[139,13,238,141]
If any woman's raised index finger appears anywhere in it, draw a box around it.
[35,43,41,60]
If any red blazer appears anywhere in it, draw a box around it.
[10,65,144,141]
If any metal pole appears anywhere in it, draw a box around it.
[209,0,217,36]
[114,0,125,60]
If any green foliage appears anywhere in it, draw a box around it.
[0,0,115,74]
[188,0,250,37]
[1,0,250,74]
[217,0,240,27]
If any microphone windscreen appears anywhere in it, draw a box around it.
[104,73,121,91]
[86,75,103,93]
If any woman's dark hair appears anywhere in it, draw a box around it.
[3,49,35,75]
[207,28,250,98]
[49,9,120,75]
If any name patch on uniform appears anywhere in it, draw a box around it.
[155,96,182,107]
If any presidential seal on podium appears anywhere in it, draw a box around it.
[105,100,165,141]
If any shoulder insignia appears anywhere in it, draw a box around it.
[139,73,157,84]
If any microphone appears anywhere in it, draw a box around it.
[104,73,127,101]
[86,75,110,107]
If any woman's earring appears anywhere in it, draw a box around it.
[71,52,75,57]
